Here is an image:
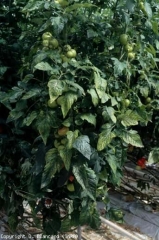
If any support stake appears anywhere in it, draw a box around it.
[77,225,81,240]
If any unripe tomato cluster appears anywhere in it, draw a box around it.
[119,34,136,60]
[42,32,59,49]
[41,32,77,62]
[61,44,77,62]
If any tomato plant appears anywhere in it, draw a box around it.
[1,0,159,235]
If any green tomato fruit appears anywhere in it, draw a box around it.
[119,34,128,45]
[124,44,133,52]
[123,99,130,107]
[42,40,49,47]
[47,99,57,108]
[145,97,151,104]
[128,52,135,59]
[61,54,69,63]
[49,38,59,49]
[66,49,77,58]
[42,32,52,41]
[67,183,75,192]
[63,44,72,52]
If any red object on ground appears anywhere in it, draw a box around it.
[137,157,147,169]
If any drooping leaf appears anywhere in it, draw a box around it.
[41,148,61,188]
[66,130,79,149]
[80,113,96,126]
[93,69,108,103]
[73,135,92,160]
[97,125,116,151]
[58,146,72,171]
[48,79,65,102]
[106,154,117,175]
[87,88,99,107]
[121,130,143,147]
[73,164,97,200]
[106,107,116,123]
[119,110,140,127]
[34,62,53,72]
[57,92,78,118]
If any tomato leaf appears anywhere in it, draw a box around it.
[73,164,97,201]
[34,61,53,72]
[58,147,72,171]
[119,110,140,127]
[87,88,99,107]
[57,91,78,118]
[93,69,108,103]
[97,124,116,151]
[48,79,65,102]
[66,130,79,149]
[73,135,92,160]
[80,113,96,126]
[121,130,143,147]
[106,107,116,123]
[41,148,61,188]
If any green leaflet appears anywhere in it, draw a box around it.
[73,135,92,160]
[119,110,141,127]
[121,130,143,147]
[34,61,53,72]
[97,125,116,151]
[87,88,99,107]
[93,69,108,103]
[80,113,96,126]
[73,164,97,201]
[58,146,72,171]
[106,106,116,123]
[57,92,78,118]
[48,79,66,102]
[41,148,61,189]
[66,130,79,149]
